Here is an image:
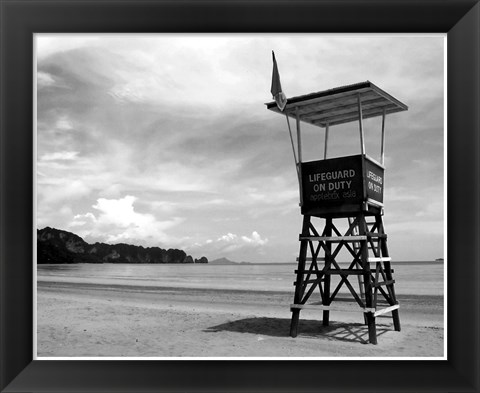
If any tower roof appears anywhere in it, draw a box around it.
[266,81,408,128]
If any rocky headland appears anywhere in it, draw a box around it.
[37,227,208,264]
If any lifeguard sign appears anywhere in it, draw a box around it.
[301,154,384,215]
[266,81,408,344]
[267,81,407,216]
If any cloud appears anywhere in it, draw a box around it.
[189,230,269,254]
[40,151,78,161]
[241,231,268,246]
[38,178,92,204]
[108,84,147,104]
[145,162,218,193]
[218,233,238,243]
[216,231,268,253]
[36,34,101,60]
[55,116,74,131]
[70,212,97,227]
[37,71,56,87]
[35,34,445,262]
[69,195,185,246]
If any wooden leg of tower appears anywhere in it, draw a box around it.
[290,215,311,337]
[384,260,401,332]
[290,310,300,337]
[359,214,378,344]
[366,312,377,345]
[322,310,330,327]
[323,217,332,326]
[350,217,368,325]
[392,309,401,332]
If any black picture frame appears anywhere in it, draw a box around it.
[1,0,479,392]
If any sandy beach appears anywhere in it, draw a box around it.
[37,267,444,358]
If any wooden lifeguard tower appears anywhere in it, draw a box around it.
[266,81,408,344]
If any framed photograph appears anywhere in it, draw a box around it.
[1,1,479,392]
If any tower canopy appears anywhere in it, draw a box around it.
[266,81,408,128]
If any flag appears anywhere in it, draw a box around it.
[270,51,287,111]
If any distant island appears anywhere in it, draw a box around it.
[208,257,237,265]
[37,227,208,264]
[208,257,252,265]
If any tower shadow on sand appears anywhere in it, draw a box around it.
[204,317,391,345]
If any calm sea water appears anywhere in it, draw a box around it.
[37,261,444,296]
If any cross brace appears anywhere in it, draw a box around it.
[290,213,401,344]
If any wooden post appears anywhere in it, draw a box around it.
[290,215,311,337]
[349,217,368,325]
[284,114,302,205]
[357,94,366,155]
[295,107,304,206]
[324,122,329,159]
[323,217,332,326]
[284,114,299,173]
[381,108,386,165]
[296,107,302,163]
[358,214,377,344]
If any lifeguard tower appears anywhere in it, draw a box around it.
[266,81,408,344]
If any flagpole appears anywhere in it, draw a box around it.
[271,51,301,194]
[284,112,301,184]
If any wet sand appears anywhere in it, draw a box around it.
[37,280,444,358]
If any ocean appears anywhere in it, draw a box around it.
[37,261,444,297]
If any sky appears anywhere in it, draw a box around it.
[36,34,445,263]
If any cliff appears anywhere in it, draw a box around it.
[37,227,208,264]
